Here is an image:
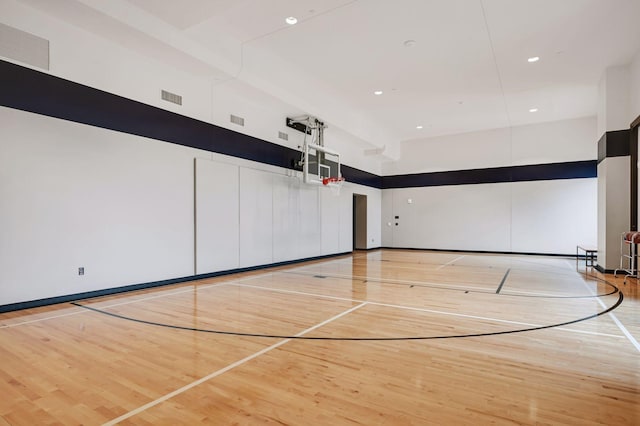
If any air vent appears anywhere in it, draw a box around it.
[230,114,245,126]
[161,90,182,105]
[278,131,289,141]
[0,23,49,70]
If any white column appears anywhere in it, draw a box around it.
[596,66,631,271]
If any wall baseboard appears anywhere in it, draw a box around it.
[0,252,352,314]
[594,264,617,275]
[380,246,586,258]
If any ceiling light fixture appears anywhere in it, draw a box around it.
[285,16,298,25]
[374,90,383,95]
[416,125,423,129]
[527,56,540,63]
[403,39,417,48]
[529,108,538,113]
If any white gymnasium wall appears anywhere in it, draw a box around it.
[632,50,640,122]
[272,174,301,263]
[0,0,382,176]
[0,0,213,123]
[384,117,596,175]
[631,50,640,232]
[382,117,597,253]
[605,66,631,132]
[195,159,239,274]
[0,0,385,307]
[510,179,597,253]
[597,158,630,269]
[0,107,196,305]
[0,106,375,306]
[239,167,275,267]
[388,184,512,251]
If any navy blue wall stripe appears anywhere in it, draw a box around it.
[597,129,630,163]
[343,165,383,189]
[383,160,597,189]
[0,59,378,188]
[0,59,596,190]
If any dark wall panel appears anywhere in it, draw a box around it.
[597,129,630,163]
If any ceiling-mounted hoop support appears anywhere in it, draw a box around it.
[287,115,342,186]
[303,142,341,185]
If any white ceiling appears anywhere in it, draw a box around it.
[18,0,640,158]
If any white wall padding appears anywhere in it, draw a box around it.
[195,158,240,274]
[239,168,274,267]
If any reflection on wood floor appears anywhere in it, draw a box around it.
[1,249,639,425]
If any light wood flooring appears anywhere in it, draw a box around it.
[0,249,639,425]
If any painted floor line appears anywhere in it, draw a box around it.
[280,270,496,293]
[579,279,640,352]
[436,255,466,270]
[230,282,623,339]
[280,269,600,298]
[102,302,368,425]
[0,309,86,329]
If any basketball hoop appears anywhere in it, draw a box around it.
[322,176,345,196]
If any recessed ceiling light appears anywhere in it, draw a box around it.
[285,16,298,25]
[527,56,540,63]
[374,90,383,95]
[529,108,538,113]
[416,125,423,129]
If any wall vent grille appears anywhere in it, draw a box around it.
[161,90,182,105]
[278,131,289,141]
[0,23,49,70]
[230,114,245,126]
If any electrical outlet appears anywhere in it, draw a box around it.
[78,267,84,276]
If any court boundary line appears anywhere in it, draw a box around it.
[436,255,466,270]
[102,302,368,425]
[578,278,640,352]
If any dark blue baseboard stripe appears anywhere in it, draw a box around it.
[382,160,597,189]
[594,264,620,275]
[0,252,351,313]
[381,246,581,258]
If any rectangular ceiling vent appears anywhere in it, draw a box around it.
[230,114,245,126]
[0,23,49,70]
[161,90,182,105]
[278,131,289,141]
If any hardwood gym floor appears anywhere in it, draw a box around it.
[0,249,638,425]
